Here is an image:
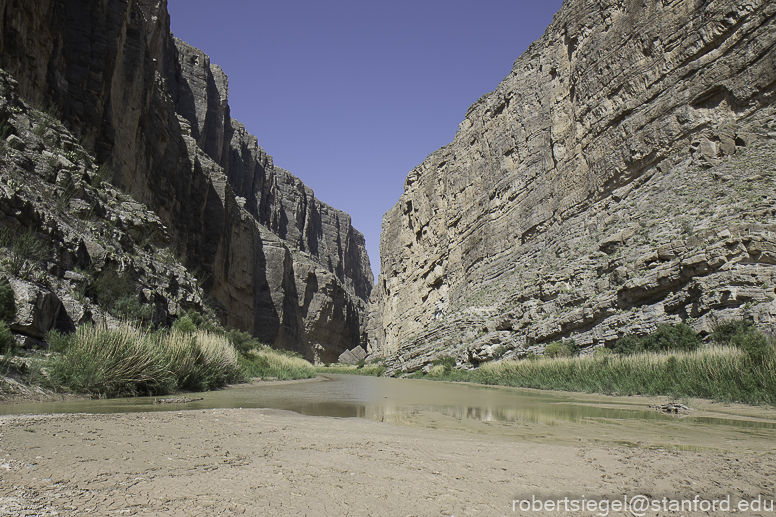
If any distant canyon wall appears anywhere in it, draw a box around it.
[369,0,776,370]
[0,0,372,361]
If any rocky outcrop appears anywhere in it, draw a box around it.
[0,0,372,360]
[370,0,776,374]
[0,69,210,344]
[8,278,61,340]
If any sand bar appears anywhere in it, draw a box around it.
[1,402,775,516]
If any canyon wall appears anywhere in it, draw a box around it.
[0,0,372,361]
[369,0,776,373]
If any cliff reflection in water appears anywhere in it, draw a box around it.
[359,400,671,427]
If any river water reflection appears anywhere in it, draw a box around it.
[2,375,775,452]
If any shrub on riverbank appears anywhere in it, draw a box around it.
[416,325,776,405]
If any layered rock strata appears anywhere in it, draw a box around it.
[0,0,372,361]
[369,0,776,374]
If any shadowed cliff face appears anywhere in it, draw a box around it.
[0,0,372,362]
[169,38,373,302]
[369,0,776,373]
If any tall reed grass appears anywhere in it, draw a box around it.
[48,324,242,397]
[239,348,318,380]
[159,329,241,392]
[421,346,776,405]
[48,324,173,397]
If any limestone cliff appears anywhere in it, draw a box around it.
[369,0,776,374]
[0,0,372,361]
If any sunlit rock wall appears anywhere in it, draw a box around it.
[369,0,776,373]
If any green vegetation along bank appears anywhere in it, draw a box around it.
[410,321,776,406]
[315,361,386,377]
[1,312,317,399]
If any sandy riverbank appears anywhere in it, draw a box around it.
[1,405,774,516]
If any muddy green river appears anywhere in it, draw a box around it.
[2,375,775,453]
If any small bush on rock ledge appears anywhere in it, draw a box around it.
[613,324,700,355]
[0,276,15,323]
[544,339,580,358]
[0,321,15,356]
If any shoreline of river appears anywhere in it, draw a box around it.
[0,374,327,408]
[4,372,776,425]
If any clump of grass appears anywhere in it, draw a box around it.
[55,174,76,212]
[92,163,113,186]
[160,329,241,391]
[417,343,776,405]
[46,324,242,397]
[240,347,317,380]
[47,324,174,397]
[45,329,70,353]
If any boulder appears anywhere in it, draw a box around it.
[338,345,367,364]
[8,278,62,339]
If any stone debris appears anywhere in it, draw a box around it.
[650,402,691,414]
[153,397,204,404]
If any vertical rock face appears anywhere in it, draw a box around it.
[370,0,776,371]
[0,0,372,361]
[169,38,373,302]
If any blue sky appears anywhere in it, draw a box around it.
[167,1,564,277]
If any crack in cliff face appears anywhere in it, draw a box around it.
[369,0,776,371]
[0,0,373,361]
